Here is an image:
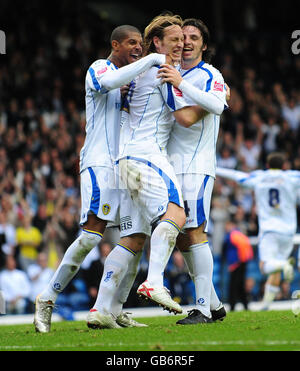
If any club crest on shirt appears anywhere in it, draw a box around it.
[102,203,111,215]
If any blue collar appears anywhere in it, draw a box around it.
[182,60,205,77]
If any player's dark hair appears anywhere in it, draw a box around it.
[110,25,141,44]
[183,18,215,63]
[266,152,285,169]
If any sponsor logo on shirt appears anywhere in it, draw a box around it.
[213,81,224,92]
[97,67,108,76]
[173,87,183,97]
[120,216,132,231]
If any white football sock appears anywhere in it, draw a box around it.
[210,283,222,311]
[40,229,102,303]
[186,241,213,318]
[93,243,136,315]
[110,251,142,317]
[147,219,180,287]
[182,250,195,282]
[182,244,220,312]
[262,284,280,308]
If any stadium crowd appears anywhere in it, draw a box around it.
[0,2,300,316]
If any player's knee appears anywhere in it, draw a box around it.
[83,213,107,234]
[164,203,186,229]
[176,207,187,229]
[69,230,103,265]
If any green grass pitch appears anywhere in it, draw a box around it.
[0,310,299,351]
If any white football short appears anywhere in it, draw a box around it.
[79,166,119,225]
[176,173,215,231]
[118,188,151,238]
[258,232,294,263]
[118,155,184,225]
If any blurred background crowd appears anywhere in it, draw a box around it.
[0,0,299,317]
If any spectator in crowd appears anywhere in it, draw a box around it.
[16,213,42,271]
[217,146,238,169]
[27,252,54,312]
[42,218,66,269]
[0,255,31,314]
[33,204,48,234]
[165,250,195,306]
[0,210,16,269]
[82,240,112,308]
[222,217,254,311]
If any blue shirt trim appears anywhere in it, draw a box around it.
[89,67,101,91]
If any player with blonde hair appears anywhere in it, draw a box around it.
[34,24,169,332]
[89,13,204,324]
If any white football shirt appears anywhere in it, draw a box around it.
[119,65,189,163]
[216,167,300,236]
[80,59,121,172]
[167,61,228,177]
[80,54,166,172]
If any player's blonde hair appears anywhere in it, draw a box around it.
[143,12,183,55]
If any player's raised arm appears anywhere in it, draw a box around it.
[99,53,166,90]
[216,167,255,188]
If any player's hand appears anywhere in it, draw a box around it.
[120,84,130,98]
[225,83,231,102]
[157,64,183,88]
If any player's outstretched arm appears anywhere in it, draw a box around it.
[216,167,250,184]
[100,53,166,90]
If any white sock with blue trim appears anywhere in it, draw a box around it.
[93,243,137,315]
[262,284,280,309]
[147,219,180,287]
[182,248,221,311]
[39,229,102,303]
[110,251,142,317]
[187,241,213,318]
